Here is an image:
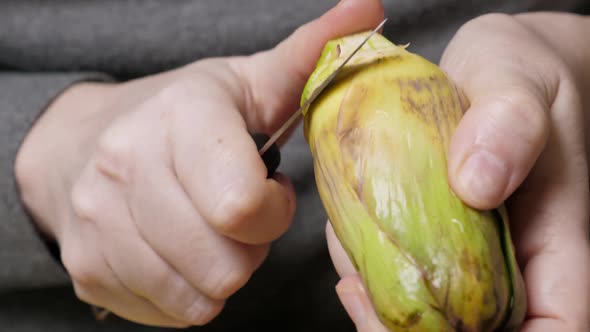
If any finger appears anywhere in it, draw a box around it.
[60,223,188,328]
[131,162,269,301]
[104,231,225,326]
[235,0,386,136]
[519,240,590,332]
[95,138,271,302]
[92,102,275,300]
[328,223,392,331]
[104,230,225,326]
[336,275,391,332]
[169,93,296,244]
[326,221,357,277]
[508,79,590,331]
[440,14,565,210]
[74,162,225,325]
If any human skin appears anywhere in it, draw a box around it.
[13,0,590,330]
[330,10,590,332]
[14,0,385,327]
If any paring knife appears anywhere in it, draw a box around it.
[252,18,388,177]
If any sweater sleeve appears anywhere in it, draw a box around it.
[0,72,113,292]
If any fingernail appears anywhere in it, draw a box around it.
[336,280,367,327]
[457,149,509,207]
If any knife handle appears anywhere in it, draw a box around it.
[251,132,281,178]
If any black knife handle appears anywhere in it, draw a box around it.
[251,132,281,178]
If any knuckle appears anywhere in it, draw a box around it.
[146,78,199,128]
[183,297,224,326]
[71,282,97,305]
[212,184,265,234]
[155,273,194,312]
[62,249,101,290]
[207,263,252,300]
[94,131,137,184]
[14,149,39,207]
[453,14,520,51]
[69,178,100,222]
[464,13,515,31]
[154,78,196,106]
[496,90,549,145]
[555,69,585,115]
[152,273,224,325]
[147,269,224,325]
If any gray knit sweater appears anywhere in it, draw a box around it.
[1,1,586,331]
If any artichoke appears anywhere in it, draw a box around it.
[301,32,527,331]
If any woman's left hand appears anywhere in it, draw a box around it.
[329,12,590,332]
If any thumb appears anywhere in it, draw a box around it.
[235,0,385,138]
[441,14,561,210]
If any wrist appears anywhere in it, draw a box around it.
[15,81,116,240]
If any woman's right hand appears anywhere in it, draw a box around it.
[14,0,385,327]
